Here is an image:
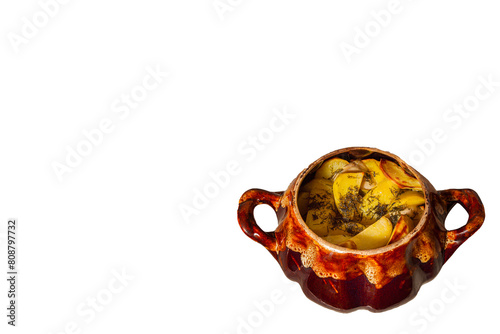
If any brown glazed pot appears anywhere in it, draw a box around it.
[237,147,485,312]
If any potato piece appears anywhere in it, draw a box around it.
[315,158,349,180]
[328,222,365,236]
[309,188,333,208]
[306,208,331,236]
[327,227,349,236]
[305,180,336,236]
[308,186,334,209]
[332,172,364,221]
[360,180,400,224]
[301,178,333,193]
[338,222,366,235]
[380,159,421,189]
[363,159,387,185]
[324,234,351,245]
[388,215,414,244]
[340,216,393,250]
[392,190,425,208]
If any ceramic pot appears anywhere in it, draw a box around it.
[237,147,485,312]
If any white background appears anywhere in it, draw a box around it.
[0,1,499,333]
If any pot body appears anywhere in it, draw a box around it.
[238,147,485,312]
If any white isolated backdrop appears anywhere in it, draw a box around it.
[0,0,499,333]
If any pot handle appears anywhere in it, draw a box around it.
[237,189,282,252]
[438,189,485,262]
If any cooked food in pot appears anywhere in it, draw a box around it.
[299,157,424,250]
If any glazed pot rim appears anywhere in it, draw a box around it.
[292,146,429,255]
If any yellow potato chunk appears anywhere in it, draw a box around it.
[361,159,388,187]
[308,185,334,209]
[306,209,330,236]
[301,178,333,194]
[333,172,364,221]
[305,181,335,237]
[360,180,400,224]
[328,222,365,236]
[392,191,425,208]
[315,158,349,180]
[324,234,351,245]
[340,216,393,250]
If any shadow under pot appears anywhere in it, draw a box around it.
[237,147,485,312]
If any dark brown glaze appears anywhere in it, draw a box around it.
[438,189,485,263]
[237,147,485,312]
[237,189,281,253]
